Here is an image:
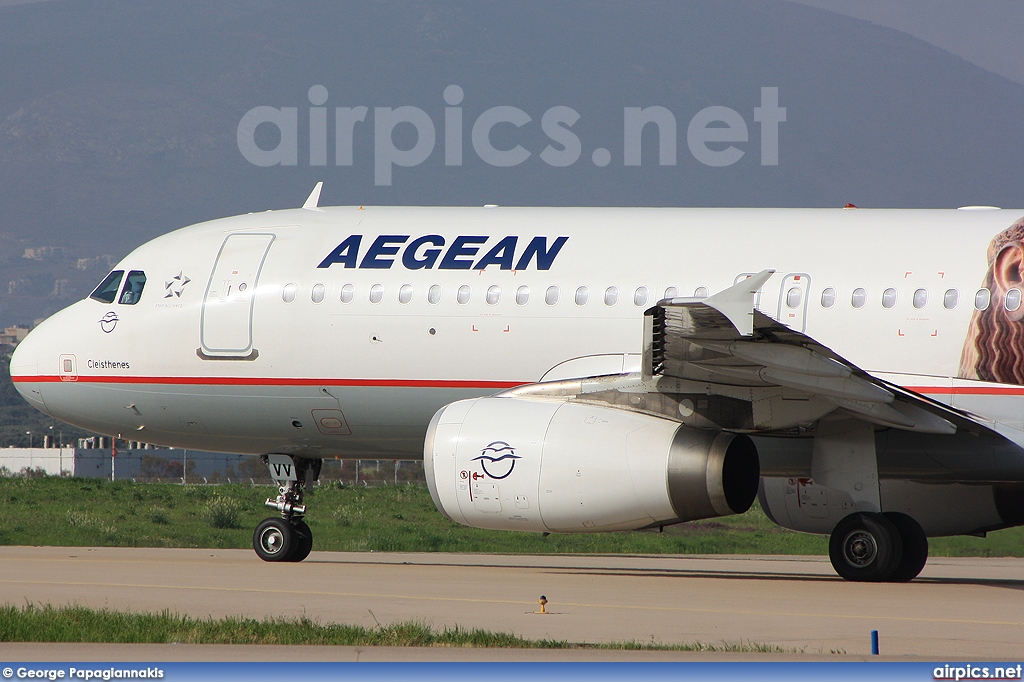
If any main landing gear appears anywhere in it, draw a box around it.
[829,511,928,582]
[253,454,322,562]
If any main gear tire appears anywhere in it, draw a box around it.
[883,512,928,582]
[829,512,903,582]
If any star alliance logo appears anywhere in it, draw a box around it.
[472,441,520,479]
[164,272,191,298]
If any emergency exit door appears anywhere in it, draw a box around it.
[777,273,811,332]
[200,233,275,358]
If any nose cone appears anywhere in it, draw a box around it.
[9,330,36,374]
[9,327,46,412]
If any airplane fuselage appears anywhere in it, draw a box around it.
[10,206,1024,460]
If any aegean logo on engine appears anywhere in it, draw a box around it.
[472,441,520,479]
[317,234,568,270]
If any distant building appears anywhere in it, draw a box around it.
[76,255,116,271]
[0,325,30,347]
[23,246,68,261]
[0,445,258,481]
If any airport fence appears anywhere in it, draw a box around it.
[0,446,426,486]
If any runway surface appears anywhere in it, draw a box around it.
[0,547,1022,659]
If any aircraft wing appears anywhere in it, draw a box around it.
[506,269,977,437]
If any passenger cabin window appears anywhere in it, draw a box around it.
[851,288,866,309]
[575,286,590,306]
[1006,288,1022,312]
[943,289,958,309]
[90,270,125,304]
[913,288,927,309]
[428,285,442,305]
[634,287,649,306]
[282,283,297,303]
[820,287,836,308]
[399,284,413,304]
[545,286,559,305]
[457,285,471,304]
[486,285,501,305]
[516,286,530,306]
[882,288,897,309]
[604,286,619,306]
[340,284,354,303]
[975,288,991,311]
[369,284,384,304]
[694,286,709,298]
[311,283,326,304]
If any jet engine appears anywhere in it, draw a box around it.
[424,396,759,533]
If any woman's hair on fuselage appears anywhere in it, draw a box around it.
[959,216,1024,383]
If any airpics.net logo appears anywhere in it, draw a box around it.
[236,85,786,186]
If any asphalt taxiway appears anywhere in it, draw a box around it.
[0,547,1021,660]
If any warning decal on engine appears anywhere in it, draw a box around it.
[472,482,502,512]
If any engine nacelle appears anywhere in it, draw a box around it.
[424,397,759,533]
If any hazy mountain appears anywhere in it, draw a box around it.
[1,0,1023,326]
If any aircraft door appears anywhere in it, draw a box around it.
[777,273,810,332]
[200,233,275,358]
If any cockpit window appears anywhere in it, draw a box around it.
[90,270,124,304]
[118,271,147,305]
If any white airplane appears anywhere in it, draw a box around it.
[9,184,1024,581]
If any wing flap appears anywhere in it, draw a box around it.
[503,272,960,436]
[641,276,965,434]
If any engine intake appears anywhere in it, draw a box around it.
[424,397,758,533]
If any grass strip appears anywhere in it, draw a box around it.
[0,604,788,652]
[1,477,1021,557]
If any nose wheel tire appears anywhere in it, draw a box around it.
[254,517,295,562]
[288,519,313,562]
[253,517,314,562]
[829,512,903,582]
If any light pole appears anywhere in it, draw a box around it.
[26,431,31,449]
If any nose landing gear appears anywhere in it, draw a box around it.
[253,454,321,562]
